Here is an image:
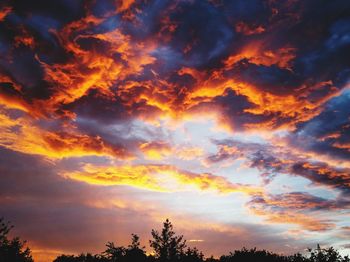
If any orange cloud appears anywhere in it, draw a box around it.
[248,203,335,232]
[64,164,263,195]
[332,142,350,152]
[139,141,172,160]
[0,6,11,21]
[235,21,265,35]
[176,146,204,160]
[1,7,337,135]
[14,27,35,48]
[141,64,331,133]
[117,0,136,12]
[36,14,156,116]
[0,83,47,119]
[139,141,205,161]
[31,247,65,262]
[185,80,326,131]
[0,109,130,159]
[256,209,334,232]
[224,41,296,70]
[297,162,350,189]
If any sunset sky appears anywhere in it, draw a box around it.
[0,0,350,261]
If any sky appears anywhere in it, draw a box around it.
[0,0,350,261]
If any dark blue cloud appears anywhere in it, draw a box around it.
[231,62,302,95]
[10,0,84,24]
[221,0,270,22]
[292,89,350,161]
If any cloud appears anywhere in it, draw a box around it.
[139,141,172,160]
[207,138,350,194]
[64,163,263,195]
[0,146,314,261]
[1,0,350,259]
[289,89,350,162]
[248,201,335,232]
[0,107,132,159]
[246,192,349,231]
[0,5,11,21]
[1,0,348,132]
[291,162,350,194]
[249,192,350,211]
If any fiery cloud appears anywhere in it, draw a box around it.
[0,6,11,21]
[248,202,335,232]
[246,192,349,231]
[0,108,130,159]
[139,141,172,160]
[64,164,263,195]
[208,138,350,193]
[0,0,350,260]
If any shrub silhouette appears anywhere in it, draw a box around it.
[53,253,109,262]
[220,247,288,262]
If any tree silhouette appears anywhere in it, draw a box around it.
[53,253,108,262]
[124,234,148,262]
[220,247,287,262]
[0,217,33,262]
[307,245,350,262]
[129,234,143,250]
[53,254,77,262]
[150,219,187,262]
[103,242,125,262]
[287,252,307,262]
[205,255,219,262]
[181,247,204,262]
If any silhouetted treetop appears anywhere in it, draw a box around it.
[0,217,33,262]
[150,218,187,261]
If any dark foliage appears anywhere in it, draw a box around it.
[149,218,187,262]
[181,247,204,262]
[307,245,350,262]
[1,217,350,262]
[0,217,33,262]
[53,253,109,262]
[220,247,288,262]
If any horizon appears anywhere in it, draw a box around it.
[0,1,350,261]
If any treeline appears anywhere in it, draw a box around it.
[1,218,349,262]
